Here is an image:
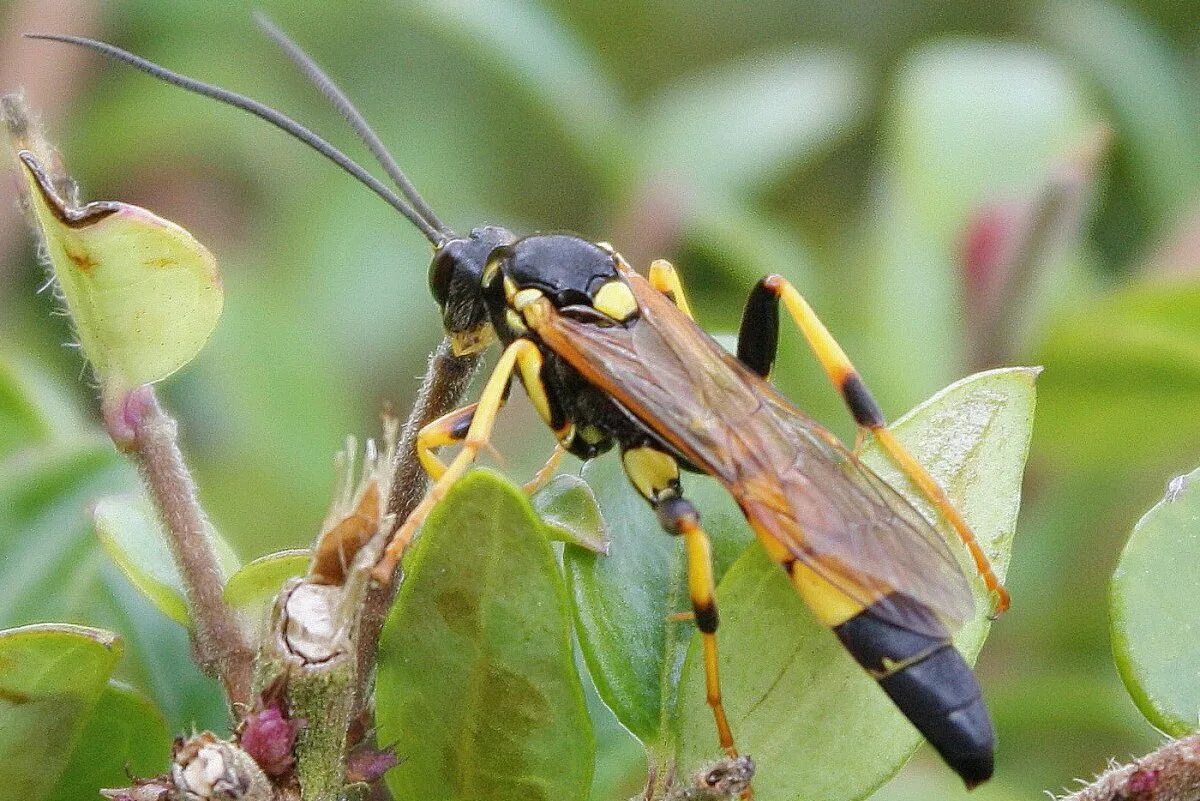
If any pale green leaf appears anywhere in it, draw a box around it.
[16,150,222,394]
[1111,466,1200,736]
[533,474,610,555]
[93,492,240,627]
[675,367,1037,801]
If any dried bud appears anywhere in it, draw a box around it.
[667,755,756,801]
[240,704,305,778]
[100,777,172,801]
[345,745,400,785]
[171,733,272,801]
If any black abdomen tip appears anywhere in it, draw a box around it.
[834,594,996,788]
[877,644,995,788]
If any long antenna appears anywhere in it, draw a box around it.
[253,12,450,237]
[26,33,446,245]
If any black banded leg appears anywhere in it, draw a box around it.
[621,445,740,760]
[742,274,1008,614]
[834,593,995,788]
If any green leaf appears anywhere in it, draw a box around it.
[641,48,867,194]
[376,471,593,801]
[49,680,171,801]
[675,367,1037,801]
[1111,466,1200,736]
[866,40,1095,408]
[0,443,226,731]
[0,350,85,458]
[0,624,122,801]
[564,458,752,746]
[93,492,240,627]
[532,474,610,554]
[222,549,310,616]
[1038,0,1200,229]
[404,0,628,174]
[1035,282,1200,473]
[14,150,223,395]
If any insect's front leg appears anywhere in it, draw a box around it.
[417,400,564,493]
[621,444,742,763]
[737,275,1009,614]
[373,338,544,581]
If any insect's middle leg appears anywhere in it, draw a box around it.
[621,444,739,758]
[737,275,1009,613]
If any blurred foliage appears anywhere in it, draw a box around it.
[2,0,1199,799]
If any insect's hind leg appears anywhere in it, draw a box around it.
[621,445,740,759]
[738,275,1009,614]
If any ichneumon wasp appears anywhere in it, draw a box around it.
[29,21,1010,790]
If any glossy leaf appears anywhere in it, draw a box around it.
[0,624,122,801]
[565,457,752,746]
[532,474,610,554]
[222,548,310,629]
[1111,466,1200,736]
[376,471,593,801]
[675,367,1037,801]
[49,680,171,801]
[15,150,222,395]
[93,492,240,627]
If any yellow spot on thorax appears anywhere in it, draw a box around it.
[593,279,638,322]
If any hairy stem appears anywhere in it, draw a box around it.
[355,339,480,699]
[115,385,254,709]
[1056,734,1200,801]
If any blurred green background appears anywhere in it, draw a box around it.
[2,0,1198,799]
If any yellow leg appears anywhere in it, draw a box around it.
[522,445,566,493]
[648,258,695,319]
[373,338,545,582]
[419,402,562,494]
[622,445,743,762]
[762,274,1009,614]
[418,402,479,481]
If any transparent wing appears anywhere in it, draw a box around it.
[533,266,974,635]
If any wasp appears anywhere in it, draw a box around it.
[33,23,1009,789]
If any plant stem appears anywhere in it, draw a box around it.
[1056,734,1200,801]
[354,339,480,697]
[118,385,254,709]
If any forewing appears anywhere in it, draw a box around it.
[533,268,974,633]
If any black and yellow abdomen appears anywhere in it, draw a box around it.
[833,593,994,788]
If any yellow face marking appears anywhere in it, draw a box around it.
[513,287,545,310]
[593,279,638,322]
[503,275,518,302]
[450,324,496,356]
[595,241,615,253]
[504,309,527,334]
[622,446,680,501]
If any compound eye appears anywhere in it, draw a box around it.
[429,245,456,307]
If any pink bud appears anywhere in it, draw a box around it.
[239,704,304,778]
[346,746,400,784]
